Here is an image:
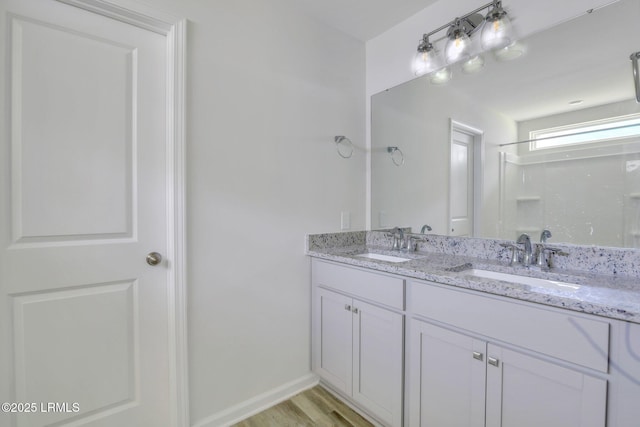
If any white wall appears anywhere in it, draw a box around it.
[136,0,366,425]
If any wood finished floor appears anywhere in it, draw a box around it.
[232,386,375,427]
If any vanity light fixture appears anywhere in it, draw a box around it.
[413,0,515,81]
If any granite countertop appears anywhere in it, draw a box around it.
[307,245,640,324]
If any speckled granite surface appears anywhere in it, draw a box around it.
[306,230,640,324]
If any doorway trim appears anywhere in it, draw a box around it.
[56,1,189,426]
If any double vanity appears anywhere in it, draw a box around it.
[307,230,640,427]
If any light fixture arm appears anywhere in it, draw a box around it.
[417,34,432,53]
[486,0,507,20]
[420,0,497,40]
[414,0,514,78]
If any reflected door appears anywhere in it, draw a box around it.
[450,130,475,237]
[0,1,171,426]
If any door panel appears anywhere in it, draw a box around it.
[13,282,137,426]
[315,288,353,395]
[409,321,486,427]
[485,344,607,427]
[352,300,403,426]
[1,1,170,426]
[11,16,134,242]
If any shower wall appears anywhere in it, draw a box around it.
[501,142,640,247]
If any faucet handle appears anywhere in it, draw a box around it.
[545,246,569,257]
[387,228,404,250]
[537,245,569,269]
[546,248,569,269]
[404,234,427,252]
[391,235,401,250]
[502,243,522,266]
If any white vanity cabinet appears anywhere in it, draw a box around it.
[408,280,608,427]
[309,256,640,427]
[312,259,404,427]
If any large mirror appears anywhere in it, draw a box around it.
[371,0,640,248]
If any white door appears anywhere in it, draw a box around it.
[450,130,474,237]
[0,1,172,426]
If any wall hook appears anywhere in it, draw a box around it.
[334,136,353,158]
[387,146,405,166]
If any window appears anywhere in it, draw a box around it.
[529,114,640,151]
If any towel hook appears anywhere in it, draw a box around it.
[334,136,353,159]
[387,146,404,166]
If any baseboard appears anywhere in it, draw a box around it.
[191,373,320,427]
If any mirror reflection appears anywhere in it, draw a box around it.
[371,0,640,248]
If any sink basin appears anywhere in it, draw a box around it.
[466,269,581,291]
[355,253,411,263]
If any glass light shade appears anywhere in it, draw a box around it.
[445,31,472,64]
[462,55,485,73]
[481,13,513,50]
[414,47,444,76]
[430,67,452,85]
[493,41,524,61]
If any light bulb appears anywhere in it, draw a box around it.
[445,30,471,64]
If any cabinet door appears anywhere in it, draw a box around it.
[408,320,486,427]
[485,344,607,427]
[353,299,404,427]
[314,288,354,395]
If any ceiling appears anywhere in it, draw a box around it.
[294,0,438,41]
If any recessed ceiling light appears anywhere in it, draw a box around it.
[569,100,583,105]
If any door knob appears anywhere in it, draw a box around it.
[146,252,163,266]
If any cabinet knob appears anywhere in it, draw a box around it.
[345,304,352,311]
[352,307,359,314]
[488,357,500,367]
[472,351,483,361]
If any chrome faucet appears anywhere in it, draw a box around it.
[516,233,532,265]
[421,224,432,233]
[540,229,552,244]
